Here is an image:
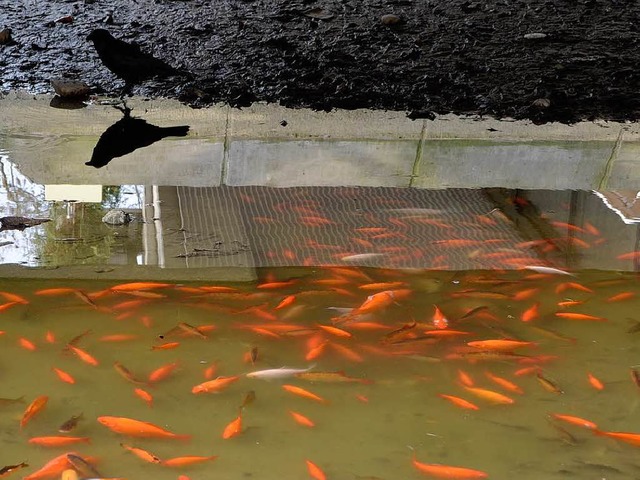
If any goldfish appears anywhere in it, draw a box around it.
[246,366,314,380]
[113,361,145,384]
[521,303,539,322]
[282,384,327,403]
[19,337,36,351]
[463,386,514,405]
[432,305,449,329]
[412,455,488,479]
[536,372,563,394]
[587,372,604,390]
[289,410,315,427]
[67,345,99,366]
[151,342,181,351]
[0,462,28,477]
[52,367,76,385]
[438,394,479,411]
[551,414,597,430]
[594,429,640,447]
[20,395,48,429]
[58,414,83,433]
[111,282,172,292]
[28,436,91,447]
[317,324,352,338]
[148,362,180,383]
[192,375,240,394]
[275,294,296,310]
[294,371,371,384]
[162,456,218,467]
[222,412,242,439]
[120,443,162,463]
[23,453,72,480]
[134,388,154,407]
[467,339,535,352]
[305,460,326,480]
[554,312,606,321]
[484,371,523,394]
[97,416,190,440]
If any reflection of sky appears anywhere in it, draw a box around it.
[0,152,143,266]
[0,153,48,265]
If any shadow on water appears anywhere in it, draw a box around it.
[85,104,189,169]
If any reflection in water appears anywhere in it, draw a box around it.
[85,105,190,168]
[0,216,50,232]
[1,268,640,479]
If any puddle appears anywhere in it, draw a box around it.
[1,94,640,479]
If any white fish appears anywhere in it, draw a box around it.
[246,365,315,380]
[341,253,384,262]
[523,265,575,276]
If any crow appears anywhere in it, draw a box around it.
[87,29,189,91]
[86,104,190,169]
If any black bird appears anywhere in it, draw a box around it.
[85,104,190,169]
[87,29,188,90]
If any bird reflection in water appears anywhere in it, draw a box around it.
[85,104,190,169]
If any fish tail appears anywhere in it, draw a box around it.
[174,434,192,441]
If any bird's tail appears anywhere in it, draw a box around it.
[162,125,190,137]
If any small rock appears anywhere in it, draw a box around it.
[380,14,401,25]
[303,8,335,20]
[0,28,12,44]
[523,33,547,40]
[103,12,114,24]
[102,210,132,225]
[55,15,74,24]
[50,78,90,98]
[532,98,551,108]
[280,120,288,127]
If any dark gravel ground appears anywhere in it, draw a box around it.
[1,0,639,124]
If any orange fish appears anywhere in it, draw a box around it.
[67,345,99,366]
[120,443,162,463]
[99,334,139,342]
[148,362,180,383]
[551,414,597,429]
[52,368,75,385]
[457,369,474,387]
[289,410,315,427]
[275,294,296,310]
[19,337,37,351]
[97,416,190,440]
[23,452,73,480]
[606,292,635,302]
[594,429,640,447]
[28,436,90,447]
[192,375,240,394]
[134,388,154,407]
[412,455,488,479]
[587,372,604,391]
[316,324,352,338]
[484,371,523,394]
[305,460,326,480]
[463,386,514,405]
[222,413,242,439]
[554,312,606,321]
[521,303,539,322]
[111,282,172,292]
[432,305,449,329]
[466,339,535,352]
[151,342,181,351]
[353,290,396,315]
[162,456,218,467]
[0,291,28,304]
[438,394,479,411]
[282,384,327,403]
[21,395,49,429]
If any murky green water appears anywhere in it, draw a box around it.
[2,98,640,479]
[1,266,640,480]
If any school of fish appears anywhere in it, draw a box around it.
[1,209,640,479]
